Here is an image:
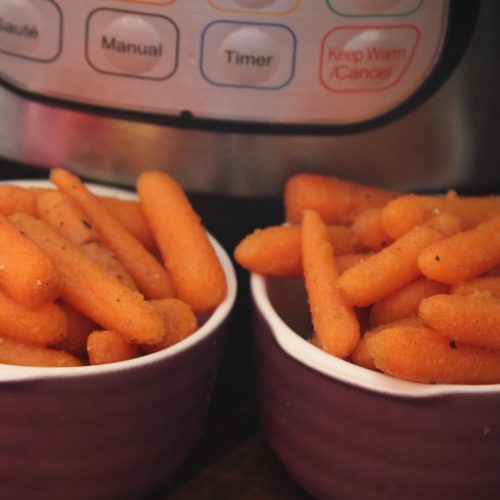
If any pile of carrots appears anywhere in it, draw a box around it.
[0,169,226,367]
[235,174,500,385]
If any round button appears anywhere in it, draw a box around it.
[233,0,276,7]
[219,27,280,85]
[101,14,163,73]
[0,0,43,55]
[352,0,403,13]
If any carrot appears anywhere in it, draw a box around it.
[351,208,392,250]
[368,277,449,327]
[234,224,363,276]
[335,252,375,274]
[99,196,158,254]
[50,168,174,300]
[365,324,500,384]
[54,302,99,358]
[9,213,165,345]
[36,190,99,245]
[301,209,359,359]
[451,277,500,298]
[142,298,199,353]
[0,335,82,367]
[0,185,40,216]
[0,288,67,345]
[0,213,61,308]
[87,330,141,365]
[418,214,500,284]
[284,174,399,225]
[137,171,227,313]
[80,242,137,291]
[419,294,500,350]
[381,190,500,240]
[337,213,462,307]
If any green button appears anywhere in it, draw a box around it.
[326,0,424,17]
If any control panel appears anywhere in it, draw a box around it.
[0,0,449,125]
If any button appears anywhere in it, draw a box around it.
[327,0,423,16]
[0,0,62,62]
[201,21,296,89]
[320,26,420,92]
[208,0,300,14]
[86,8,179,80]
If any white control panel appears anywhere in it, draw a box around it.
[0,0,449,125]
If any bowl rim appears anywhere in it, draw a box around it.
[251,272,500,397]
[0,179,237,381]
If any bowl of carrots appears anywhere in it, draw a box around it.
[0,170,236,500]
[239,174,500,499]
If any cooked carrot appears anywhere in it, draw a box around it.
[284,174,399,225]
[418,214,500,284]
[137,171,227,313]
[0,185,40,216]
[36,190,99,245]
[451,277,500,298]
[50,168,174,300]
[301,210,359,358]
[80,242,138,291]
[9,213,165,345]
[100,196,158,254]
[381,190,500,240]
[419,294,500,350]
[87,330,141,365]
[365,324,500,384]
[335,252,375,274]
[351,208,392,251]
[234,224,363,276]
[0,213,61,308]
[54,301,99,358]
[142,298,199,353]
[337,213,462,307]
[0,288,67,345]
[368,277,449,327]
[0,335,82,367]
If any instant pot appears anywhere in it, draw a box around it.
[0,0,498,196]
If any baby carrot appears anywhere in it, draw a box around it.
[0,336,82,368]
[0,185,40,216]
[337,213,462,307]
[9,213,165,345]
[351,208,392,250]
[137,171,227,313]
[301,209,360,359]
[87,330,141,365]
[368,277,449,328]
[284,174,399,225]
[142,298,199,353]
[419,294,500,350]
[365,324,500,384]
[50,168,174,300]
[0,213,61,308]
[381,191,500,240]
[234,224,363,276]
[0,288,67,345]
[418,214,500,284]
[36,190,99,245]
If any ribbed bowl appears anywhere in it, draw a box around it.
[0,181,237,500]
[251,274,500,500]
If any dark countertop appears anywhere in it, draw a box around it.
[0,161,312,500]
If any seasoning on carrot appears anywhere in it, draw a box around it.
[50,168,174,300]
[137,171,227,313]
[351,208,392,251]
[87,330,141,365]
[301,209,359,359]
[451,276,500,298]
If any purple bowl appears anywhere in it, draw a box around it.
[0,181,237,500]
[251,274,500,500]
